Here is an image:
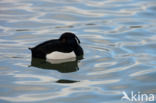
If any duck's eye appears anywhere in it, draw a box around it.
[61,38,66,43]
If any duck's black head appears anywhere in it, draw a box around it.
[59,32,80,43]
[59,32,80,46]
[59,32,83,56]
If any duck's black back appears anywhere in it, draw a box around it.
[30,39,73,59]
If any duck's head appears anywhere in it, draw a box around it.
[59,32,81,48]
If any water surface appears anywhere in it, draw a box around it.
[0,0,156,103]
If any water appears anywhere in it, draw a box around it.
[0,0,156,103]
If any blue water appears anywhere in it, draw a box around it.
[0,0,156,103]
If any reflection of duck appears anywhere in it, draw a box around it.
[29,32,83,60]
[30,57,82,73]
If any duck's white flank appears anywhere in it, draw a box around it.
[46,51,76,60]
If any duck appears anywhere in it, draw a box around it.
[29,32,84,60]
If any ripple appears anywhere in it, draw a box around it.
[64,6,104,17]
[130,68,156,77]
[56,79,79,83]
[14,74,57,85]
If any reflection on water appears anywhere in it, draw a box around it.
[0,0,156,103]
[31,57,80,73]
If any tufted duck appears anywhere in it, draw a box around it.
[29,32,84,60]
